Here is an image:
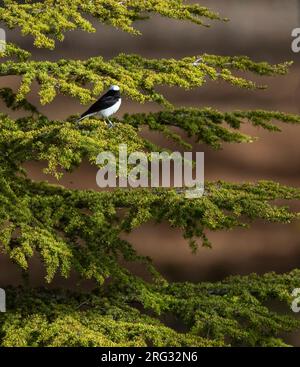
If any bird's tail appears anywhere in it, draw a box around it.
[76,112,96,124]
[76,116,85,124]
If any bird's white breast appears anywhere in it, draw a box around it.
[99,98,121,118]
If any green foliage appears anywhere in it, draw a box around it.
[0,176,299,283]
[0,0,300,347]
[0,49,292,105]
[122,108,300,149]
[1,88,300,179]
[1,270,300,346]
[0,0,222,49]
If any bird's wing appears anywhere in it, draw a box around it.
[80,95,119,118]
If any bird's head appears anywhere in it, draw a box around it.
[109,85,120,92]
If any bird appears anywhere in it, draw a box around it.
[77,85,121,128]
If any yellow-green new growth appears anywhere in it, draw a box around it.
[0,49,292,105]
[0,0,223,49]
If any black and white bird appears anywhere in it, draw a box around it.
[77,85,121,128]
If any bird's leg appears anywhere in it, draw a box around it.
[107,118,114,129]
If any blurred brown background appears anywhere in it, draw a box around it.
[1,0,300,345]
